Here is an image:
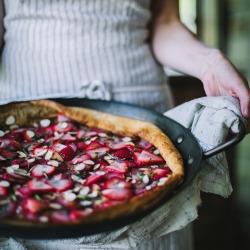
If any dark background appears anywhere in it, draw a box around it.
[169,2,250,249]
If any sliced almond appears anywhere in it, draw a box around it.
[39,216,49,223]
[88,190,99,198]
[6,166,15,174]
[52,152,64,162]
[27,158,36,163]
[40,119,51,127]
[17,151,27,158]
[122,137,132,142]
[10,125,19,130]
[0,180,10,187]
[48,160,59,167]
[93,164,100,170]
[49,203,63,210]
[85,140,91,145]
[5,115,15,125]
[98,133,107,137]
[153,149,160,155]
[84,160,95,165]
[142,175,150,184]
[79,186,90,196]
[27,130,35,138]
[59,122,68,129]
[74,163,86,171]
[45,150,53,160]
[64,192,76,201]
[11,164,19,170]
[80,200,93,206]
[0,130,5,137]
[157,177,168,186]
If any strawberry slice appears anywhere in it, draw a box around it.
[53,122,74,133]
[134,184,148,196]
[75,130,84,140]
[53,142,66,152]
[133,150,165,166]
[22,211,39,221]
[5,172,30,182]
[31,164,56,178]
[85,131,98,137]
[7,128,25,140]
[123,160,137,168]
[0,139,20,150]
[109,141,133,150]
[151,167,172,181]
[23,129,36,142]
[16,186,33,197]
[48,179,73,192]
[84,171,106,186]
[50,210,70,223]
[76,141,87,150]
[22,198,46,214]
[85,141,103,150]
[70,209,93,221]
[61,133,76,142]
[11,158,29,168]
[36,125,54,137]
[104,172,125,180]
[95,200,122,210]
[113,148,131,159]
[103,162,128,174]
[70,154,91,165]
[27,179,54,193]
[0,186,8,197]
[59,145,76,161]
[137,140,153,150]
[53,143,77,161]
[96,159,109,168]
[9,140,21,150]
[86,147,110,159]
[56,197,75,210]
[103,177,132,189]
[102,188,133,201]
[0,201,17,218]
[33,147,48,157]
[0,139,9,149]
[0,150,17,159]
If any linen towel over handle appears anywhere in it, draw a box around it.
[202,118,246,159]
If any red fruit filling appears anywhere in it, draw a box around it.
[0,113,172,223]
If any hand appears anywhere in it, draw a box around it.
[201,49,250,132]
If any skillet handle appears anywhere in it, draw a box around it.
[202,119,246,159]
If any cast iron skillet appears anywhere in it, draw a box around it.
[0,98,246,239]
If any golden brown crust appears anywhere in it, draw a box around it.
[0,99,184,227]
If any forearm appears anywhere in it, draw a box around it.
[152,19,219,80]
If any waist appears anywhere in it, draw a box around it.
[0,44,166,89]
[0,78,167,104]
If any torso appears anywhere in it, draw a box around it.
[0,0,172,111]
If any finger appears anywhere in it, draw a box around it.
[231,77,250,118]
[238,89,250,119]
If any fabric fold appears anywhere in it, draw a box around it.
[1,96,246,250]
